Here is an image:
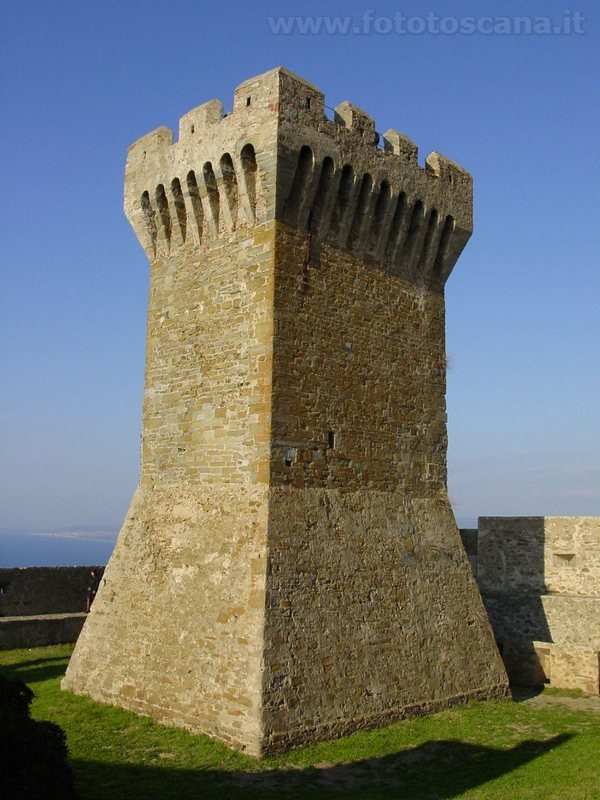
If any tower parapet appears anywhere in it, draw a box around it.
[125,67,471,290]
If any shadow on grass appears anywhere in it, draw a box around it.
[0,657,69,685]
[71,734,572,800]
[511,684,545,702]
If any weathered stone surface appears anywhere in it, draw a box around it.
[62,67,508,755]
[0,566,104,649]
[467,516,600,694]
[0,613,87,650]
[0,566,105,616]
[459,528,478,575]
[478,516,600,596]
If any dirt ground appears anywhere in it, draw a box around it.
[512,687,600,713]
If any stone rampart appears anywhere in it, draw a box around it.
[0,566,104,649]
[460,517,599,694]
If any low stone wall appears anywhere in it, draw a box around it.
[459,528,478,576]
[460,517,600,694]
[482,593,600,652]
[477,516,599,596]
[0,613,88,650]
[0,566,104,650]
[0,566,104,616]
[499,640,599,695]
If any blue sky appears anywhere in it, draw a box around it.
[1,0,598,542]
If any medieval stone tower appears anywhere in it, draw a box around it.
[62,68,509,755]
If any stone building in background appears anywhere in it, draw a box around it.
[62,68,508,755]
[462,517,600,695]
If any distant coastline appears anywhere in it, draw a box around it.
[0,528,118,567]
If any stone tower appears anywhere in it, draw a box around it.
[62,68,508,755]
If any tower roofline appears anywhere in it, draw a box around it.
[239,65,323,93]
[124,68,473,288]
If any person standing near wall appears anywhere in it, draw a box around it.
[86,570,100,612]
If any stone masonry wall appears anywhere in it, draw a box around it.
[63,68,508,755]
[0,566,104,650]
[63,77,282,753]
[0,567,104,616]
[262,225,506,750]
[478,516,600,596]
[463,517,600,694]
[63,217,277,753]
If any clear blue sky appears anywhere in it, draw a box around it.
[1,0,598,537]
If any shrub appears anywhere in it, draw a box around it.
[0,674,79,799]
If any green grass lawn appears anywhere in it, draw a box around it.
[2,645,599,799]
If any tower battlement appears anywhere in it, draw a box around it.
[125,67,472,290]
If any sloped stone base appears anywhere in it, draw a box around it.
[63,486,508,755]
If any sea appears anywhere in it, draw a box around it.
[0,530,118,568]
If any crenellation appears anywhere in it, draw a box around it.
[383,129,419,164]
[425,151,471,189]
[124,67,471,289]
[235,67,326,119]
[275,126,471,287]
[178,99,224,142]
[126,125,174,173]
[334,101,377,140]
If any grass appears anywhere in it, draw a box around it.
[1,645,599,799]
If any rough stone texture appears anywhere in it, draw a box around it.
[62,67,508,755]
[0,567,105,616]
[472,517,600,694]
[0,567,103,649]
[531,643,599,694]
[500,641,600,695]
[459,528,478,575]
[478,516,599,596]
[0,613,87,650]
